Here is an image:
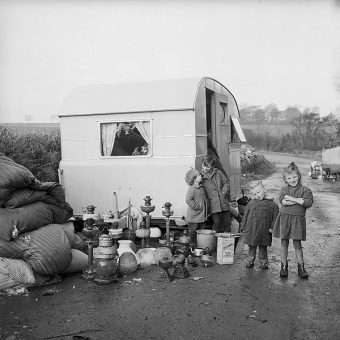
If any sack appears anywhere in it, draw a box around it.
[0,202,54,241]
[4,188,48,208]
[0,239,28,259]
[0,257,36,289]
[15,225,72,276]
[0,153,36,207]
[61,249,88,274]
[0,202,73,241]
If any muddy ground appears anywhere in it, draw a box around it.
[1,152,340,340]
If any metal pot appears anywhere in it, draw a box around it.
[200,254,214,267]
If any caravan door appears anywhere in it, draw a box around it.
[215,94,241,200]
[214,94,230,173]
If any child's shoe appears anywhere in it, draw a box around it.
[246,262,254,268]
[280,262,288,277]
[260,263,268,270]
[297,263,309,279]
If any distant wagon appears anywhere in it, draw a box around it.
[58,77,246,218]
[321,144,340,181]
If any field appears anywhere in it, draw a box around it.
[241,123,295,136]
[1,122,60,133]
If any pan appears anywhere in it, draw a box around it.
[200,254,214,267]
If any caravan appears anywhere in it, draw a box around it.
[58,77,246,218]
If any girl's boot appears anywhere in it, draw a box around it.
[280,262,288,277]
[297,263,309,279]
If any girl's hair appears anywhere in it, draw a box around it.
[249,180,264,192]
[283,162,301,183]
[185,168,200,186]
[202,154,215,167]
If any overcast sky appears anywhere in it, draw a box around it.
[0,0,340,123]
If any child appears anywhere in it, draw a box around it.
[273,162,313,278]
[201,154,231,233]
[240,181,279,269]
[185,168,209,245]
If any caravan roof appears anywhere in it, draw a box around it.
[59,77,232,117]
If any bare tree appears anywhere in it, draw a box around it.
[293,112,338,152]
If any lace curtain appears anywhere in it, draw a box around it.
[101,123,118,156]
[134,121,151,145]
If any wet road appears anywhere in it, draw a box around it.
[1,152,340,340]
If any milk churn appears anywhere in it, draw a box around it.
[94,232,118,284]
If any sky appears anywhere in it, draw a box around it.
[0,0,340,123]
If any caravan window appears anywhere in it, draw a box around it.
[100,121,151,157]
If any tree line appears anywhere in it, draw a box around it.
[239,103,338,123]
[241,105,340,153]
[243,113,340,153]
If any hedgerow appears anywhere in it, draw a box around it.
[0,126,61,182]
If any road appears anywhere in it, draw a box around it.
[1,152,340,340]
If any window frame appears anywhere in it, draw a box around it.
[98,118,153,159]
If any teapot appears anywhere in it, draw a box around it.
[191,247,210,257]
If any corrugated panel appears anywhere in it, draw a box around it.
[59,77,205,116]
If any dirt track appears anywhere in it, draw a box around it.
[1,152,340,340]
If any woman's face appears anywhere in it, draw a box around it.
[285,172,299,187]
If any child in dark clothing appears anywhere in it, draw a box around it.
[240,181,279,269]
[201,154,231,233]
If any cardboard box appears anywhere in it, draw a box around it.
[216,233,235,265]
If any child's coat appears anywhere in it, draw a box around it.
[273,184,313,241]
[185,184,209,223]
[201,168,230,214]
[241,199,279,246]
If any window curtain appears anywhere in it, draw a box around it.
[101,123,118,156]
[134,121,151,145]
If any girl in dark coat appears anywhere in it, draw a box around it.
[273,162,313,278]
[185,168,209,245]
[240,181,278,269]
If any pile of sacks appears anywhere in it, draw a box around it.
[0,153,87,291]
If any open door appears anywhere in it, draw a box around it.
[206,90,230,172]
[206,89,242,199]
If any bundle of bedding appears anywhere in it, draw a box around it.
[0,224,88,291]
[0,152,73,241]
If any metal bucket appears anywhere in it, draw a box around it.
[196,230,216,252]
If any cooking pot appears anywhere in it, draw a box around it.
[200,254,214,267]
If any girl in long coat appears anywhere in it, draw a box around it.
[240,181,278,269]
[185,168,209,245]
[201,154,231,233]
[273,162,313,278]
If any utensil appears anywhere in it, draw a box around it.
[200,254,214,267]
[192,247,210,257]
